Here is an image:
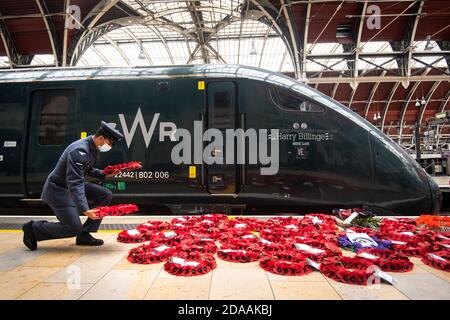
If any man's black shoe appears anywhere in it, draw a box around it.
[76,233,104,246]
[22,221,37,251]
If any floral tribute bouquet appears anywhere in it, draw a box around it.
[416,215,450,233]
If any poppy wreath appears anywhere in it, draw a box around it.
[292,238,341,255]
[305,213,338,222]
[219,228,253,242]
[217,246,261,263]
[421,251,450,272]
[297,225,321,234]
[193,237,217,246]
[424,232,450,243]
[292,243,342,262]
[171,223,192,233]
[249,220,269,232]
[194,219,216,228]
[137,221,171,233]
[139,230,167,244]
[95,204,139,218]
[223,224,252,235]
[260,239,289,253]
[259,256,313,276]
[164,252,217,277]
[220,241,263,254]
[320,256,376,285]
[188,232,219,242]
[293,232,329,243]
[298,228,339,241]
[345,226,379,237]
[159,232,189,247]
[175,250,217,267]
[103,161,142,175]
[426,235,450,252]
[389,241,429,257]
[259,228,291,242]
[357,248,413,273]
[283,225,303,237]
[428,242,450,252]
[127,243,176,264]
[263,250,307,263]
[301,214,337,231]
[380,219,416,233]
[221,235,260,247]
[267,216,300,227]
[318,232,340,243]
[380,230,422,243]
[232,217,260,225]
[192,225,221,239]
[171,216,196,226]
[177,240,218,254]
[200,213,228,223]
[117,229,145,243]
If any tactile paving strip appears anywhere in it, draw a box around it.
[0,223,138,230]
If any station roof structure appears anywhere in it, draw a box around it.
[0,0,449,142]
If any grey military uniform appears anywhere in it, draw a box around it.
[33,135,112,241]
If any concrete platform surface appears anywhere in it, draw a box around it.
[0,217,449,300]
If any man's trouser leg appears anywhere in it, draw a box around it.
[80,183,112,234]
[32,205,83,241]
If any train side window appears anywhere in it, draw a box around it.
[37,91,71,145]
[212,91,233,129]
[269,86,324,113]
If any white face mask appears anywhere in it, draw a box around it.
[98,143,112,152]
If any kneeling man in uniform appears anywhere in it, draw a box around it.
[22,121,124,250]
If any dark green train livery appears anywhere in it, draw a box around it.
[0,64,441,215]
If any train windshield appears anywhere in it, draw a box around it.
[269,86,324,113]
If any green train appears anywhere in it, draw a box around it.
[0,64,441,215]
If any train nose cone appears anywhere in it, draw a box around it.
[428,177,442,214]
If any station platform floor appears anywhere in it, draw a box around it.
[0,215,449,300]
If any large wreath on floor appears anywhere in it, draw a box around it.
[260,239,289,253]
[389,240,429,257]
[164,252,217,276]
[176,239,218,254]
[137,221,171,233]
[127,243,176,264]
[291,238,341,255]
[220,235,261,248]
[421,251,450,272]
[357,248,413,273]
[292,242,342,262]
[217,246,261,263]
[259,228,290,242]
[260,253,313,276]
[320,256,377,285]
[117,229,145,243]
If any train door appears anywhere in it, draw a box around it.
[24,89,78,197]
[206,82,238,194]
